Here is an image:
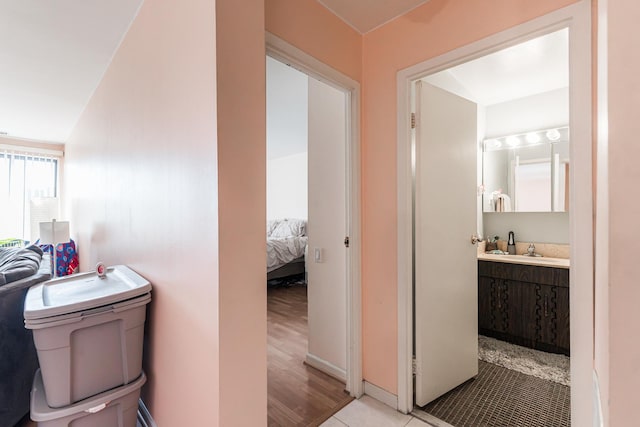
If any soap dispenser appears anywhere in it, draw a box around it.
[507,231,516,255]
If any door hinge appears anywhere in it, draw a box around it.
[410,112,416,129]
[412,357,417,376]
[344,236,350,248]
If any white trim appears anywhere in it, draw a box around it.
[396,2,593,422]
[305,353,347,382]
[266,32,363,398]
[0,134,65,146]
[565,5,594,427]
[266,33,359,95]
[0,144,64,157]
[397,65,414,415]
[363,381,398,410]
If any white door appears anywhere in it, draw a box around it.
[414,81,479,406]
[306,77,348,377]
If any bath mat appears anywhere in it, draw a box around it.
[478,335,570,386]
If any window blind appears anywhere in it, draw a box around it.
[0,147,60,242]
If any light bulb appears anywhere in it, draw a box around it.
[526,132,541,144]
[506,135,520,147]
[484,139,501,149]
[546,129,561,141]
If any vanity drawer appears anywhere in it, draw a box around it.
[553,268,569,288]
[478,260,557,286]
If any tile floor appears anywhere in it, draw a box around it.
[320,396,432,427]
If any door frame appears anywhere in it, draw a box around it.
[396,2,593,425]
[266,32,363,397]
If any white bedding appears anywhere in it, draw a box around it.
[267,236,307,272]
[266,219,308,273]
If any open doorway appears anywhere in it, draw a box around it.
[412,29,572,426]
[265,36,363,424]
[396,3,593,426]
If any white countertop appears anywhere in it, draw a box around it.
[478,252,570,269]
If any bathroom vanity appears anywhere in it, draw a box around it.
[477,254,570,356]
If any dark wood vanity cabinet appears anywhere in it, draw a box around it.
[478,260,570,355]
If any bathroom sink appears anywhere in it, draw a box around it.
[478,252,569,269]
[499,254,531,260]
[508,255,561,262]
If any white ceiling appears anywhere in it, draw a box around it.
[1,1,566,144]
[317,0,430,34]
[425,29,569,106]
[0,0,143,143]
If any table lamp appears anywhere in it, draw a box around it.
[39,219,70,278]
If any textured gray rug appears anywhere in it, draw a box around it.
[478,335,570,386]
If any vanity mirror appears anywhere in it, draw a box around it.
[482,126,569,213]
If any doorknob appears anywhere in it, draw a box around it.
[470,234,481,245]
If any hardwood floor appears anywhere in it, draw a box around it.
[268,284,352,427]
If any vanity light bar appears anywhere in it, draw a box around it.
[483,126,569,150]
[506,135,521,147]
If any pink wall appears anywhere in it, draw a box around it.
[361,0,579,394]
[216,0,267,425]
[265,0,362,82]
[64,0,219,425]
[59,0,626,423]
[607,0,640,424]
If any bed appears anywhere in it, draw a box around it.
[267,218,307,281]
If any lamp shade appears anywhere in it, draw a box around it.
[39,219,70,245]
[30,198,59,243]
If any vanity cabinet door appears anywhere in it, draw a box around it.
[478,276,493,332]
[534,283,570,355]
[478,276,508,335]
[555,286,570,353]
[535,284,560,349]
[506,280,538,347]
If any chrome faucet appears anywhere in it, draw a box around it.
[527,243,536,256]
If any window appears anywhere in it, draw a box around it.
[0,148,60,243]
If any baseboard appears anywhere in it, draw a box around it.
[137,399,157,427]
[305,353,347,383]
[363,381,398,410]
